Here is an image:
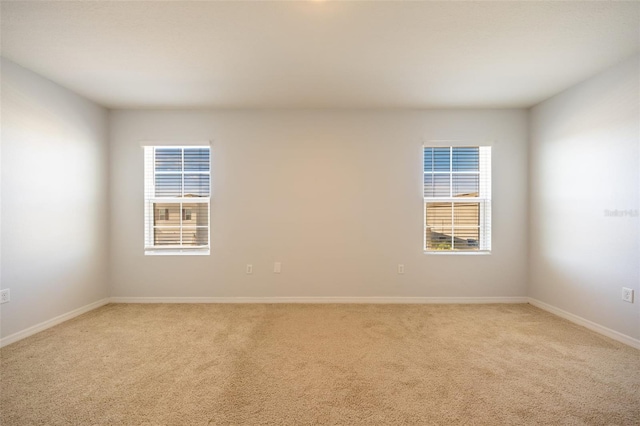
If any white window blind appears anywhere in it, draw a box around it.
[423,146,491,252]
[144,146,211,255]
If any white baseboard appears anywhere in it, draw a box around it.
[5,296,635,351]
[109,296,529,304]
[528,298,640,350]
[0,298,110,348]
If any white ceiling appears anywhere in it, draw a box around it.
[1,1,638,109]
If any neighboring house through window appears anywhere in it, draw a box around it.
[144,146,211,255]
[423,146,491,252]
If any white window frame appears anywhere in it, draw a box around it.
[144,146,211,256]
[423,145,491,254]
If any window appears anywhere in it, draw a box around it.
[144,146,211,255]
[157,208,169,221]
[423,146,491,252]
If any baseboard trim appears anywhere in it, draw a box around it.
[0,298,110,348]
[528,298,640,350]
[6,297,633,350]
[109,296,529,304]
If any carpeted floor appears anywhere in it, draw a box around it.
[1,303,639,425]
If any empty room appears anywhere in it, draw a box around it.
[1,1,639,425]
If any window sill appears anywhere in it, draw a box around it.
[424,250,491,255]
[145,249,210,256]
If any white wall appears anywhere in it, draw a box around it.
[529,55,640,340]
[2,50,637,344]
[0,58,109,338]
[109,109,528,299]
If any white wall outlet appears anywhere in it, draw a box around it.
[274,262,281,273]
[0,289,10,304]
[622,287,634,303]
[246,264,253,274]
[398,264,405,274]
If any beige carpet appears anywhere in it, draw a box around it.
[1,303,639,425]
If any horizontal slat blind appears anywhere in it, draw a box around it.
[423,146,491,251]
[144,146,211,254]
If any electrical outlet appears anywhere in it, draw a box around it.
[398,264,405,275]
[622,287,634,303]
[274,262,281,273]
[0,289,10,304]
[246,264,253,274]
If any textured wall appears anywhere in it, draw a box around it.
[0,58,110,338]
[109,109,528,299]
[529,55,640,340]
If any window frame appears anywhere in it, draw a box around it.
[144,145,211,256]
[423,145,492,254]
